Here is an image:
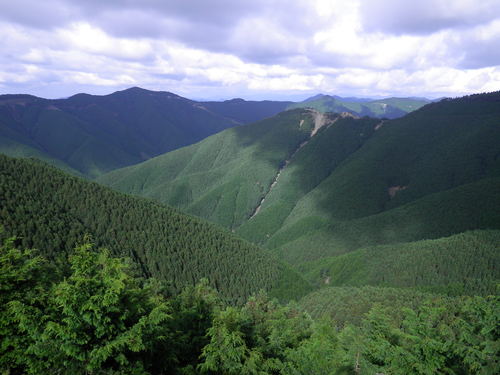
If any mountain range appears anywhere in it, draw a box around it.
[0,87,429,177]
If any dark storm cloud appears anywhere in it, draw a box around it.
[0,0,259,30]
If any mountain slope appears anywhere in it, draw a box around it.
[98,108,322,228]
[0,154,312,303]
[0,88,242,177]
[200,98,291,123]
[99,92,500,262]
[239,92,500,253]
[288,94,430,118]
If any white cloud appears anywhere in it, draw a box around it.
[0,0,499,99]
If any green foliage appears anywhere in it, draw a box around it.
[199,292,313,375]
[3,240,173,374]
[0,236,50,372]
[167,279,221,373]
[357,296,500,374]
[2,239,499,374]
[281,319,342,375]
[0,154,312,303]
[299,286,432,326]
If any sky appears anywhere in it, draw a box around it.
[1,0,500,100]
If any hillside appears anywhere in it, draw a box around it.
[99,92,500,267]
[0,154,312,303]
[299,230,500,295]
[288,94,430,118]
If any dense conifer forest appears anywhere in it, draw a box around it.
[0,155,311,303]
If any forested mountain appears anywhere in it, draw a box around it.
[0,88,244,177]
[0,87,429,178]
[288,93,430,118]
[0,154,312,303]
[1,92,499,374]
[99,108,321,229]
[99,92,500,271]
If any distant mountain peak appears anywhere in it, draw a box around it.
[112,86,185,100]
[302,94,332,102]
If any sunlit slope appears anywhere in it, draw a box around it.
[99,109,319,228]
[0,155,312,303]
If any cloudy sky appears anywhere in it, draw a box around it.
[1,0,500,100]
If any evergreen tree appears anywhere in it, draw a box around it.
[8,242,173,374]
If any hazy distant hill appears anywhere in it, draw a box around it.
[288,93,430,118]
[99,92,500,271]
[0,154,312,303]
[200,98,291,123]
